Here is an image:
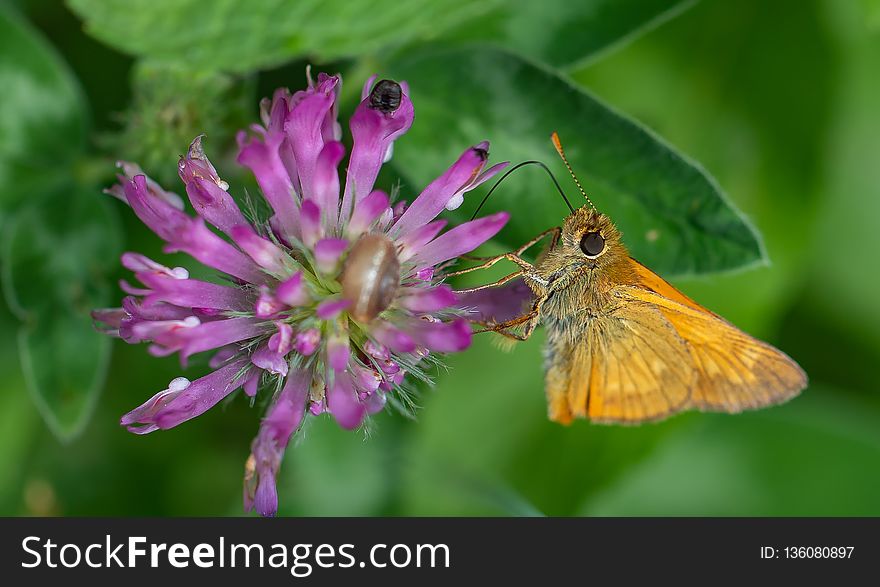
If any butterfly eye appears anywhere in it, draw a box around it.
[580,231,605,257]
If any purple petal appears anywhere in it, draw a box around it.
[391,143,496,238]
[405,317,472,352]
[121,252,189,278]
[268,322,294,355]
[209,346,238,368]
[300,199,322,249]
[396,220,447,262]
[316,298,351,320]
[184,178,248,236]
[327,373,366,430]
[237,131,300,240]
[370,323,417,353]
[351,363,381,394]
[164,217,267,284]
[363,339,389,361]
[456,277,535,323]
[92,307,126,335]
[243,368,261,397]
[294,328,320,356]
[313,141,345,230]
[313,238,348,274]
[398,285,457,313]
[109,162,184,210]
[230,225,289,275]
[326,333,349,370]
[251,344,289,376]
[178,136,246,235]
[136,272,251,312]
[444,161,509,211]
[364,389,387,414]
[284,74,339,200]
[409,212,509,272]
[339,79,414,224]
[276,272,309,307]
[124,175,190,242]
[347,189,390,238]
[254,287,286,318]
[121,359,248,432]
[244,369,311,516]
[165,316,266,363]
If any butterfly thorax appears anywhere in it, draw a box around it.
[527,207,638,329]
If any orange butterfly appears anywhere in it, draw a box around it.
[453,133,807,424]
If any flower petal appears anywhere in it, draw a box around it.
[244,369,310,516]
[123,175,190,242]
[284,74,339,200]
[409,212,510,272]
[314,238,348,274]
[398,285,457,313]
[456,277,535,323]
[121,360,248,433]
[299,199,323,249]
[339,79,414,224]
[237,131,300,240]
[405,318,472,352]
[327,372,366,430]
[391,143,495,238]
[164,217,267,284]
[276,272,309,307]
[313,141,345,230]
[230,225,290,276]
[347,189,390,238]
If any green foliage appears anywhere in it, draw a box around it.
[2,191,121,441]
[106,61,252,185]
[448,0,696,68]
[387,46,763,275]
[67,0,500,73]
[0,6,87,218]
[0,6,121,442]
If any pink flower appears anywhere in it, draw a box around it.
[92,70,509,517]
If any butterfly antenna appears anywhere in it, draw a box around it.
[551,131,595,210]
[470,160,574,221]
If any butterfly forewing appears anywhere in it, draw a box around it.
[620,284,807,412]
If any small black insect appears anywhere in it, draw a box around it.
[369,79,402,113]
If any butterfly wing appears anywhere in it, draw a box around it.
[620,284,806,413]
[544,298,695,424]
[543,258,806,424]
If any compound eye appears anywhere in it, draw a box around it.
[580,231,605,257]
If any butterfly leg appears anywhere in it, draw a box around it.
[475,294,546,341]
[445,253,532,278]
[453,270,523,294]
[457,227,560,266]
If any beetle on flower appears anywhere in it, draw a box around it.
[93,71,509,516]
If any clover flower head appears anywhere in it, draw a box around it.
[93,70,509,516]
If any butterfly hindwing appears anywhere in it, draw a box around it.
[544,297,694,424]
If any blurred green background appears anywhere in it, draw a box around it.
[1,0,879,516]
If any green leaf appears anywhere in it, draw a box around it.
[2,190,121,441]
[0,5,88,217]
[387,46,764,276]
[67,0,499,73]
[447,0,697,69]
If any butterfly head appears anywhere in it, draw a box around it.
[555,206,628,270]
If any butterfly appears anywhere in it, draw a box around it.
[452,133,807,424]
